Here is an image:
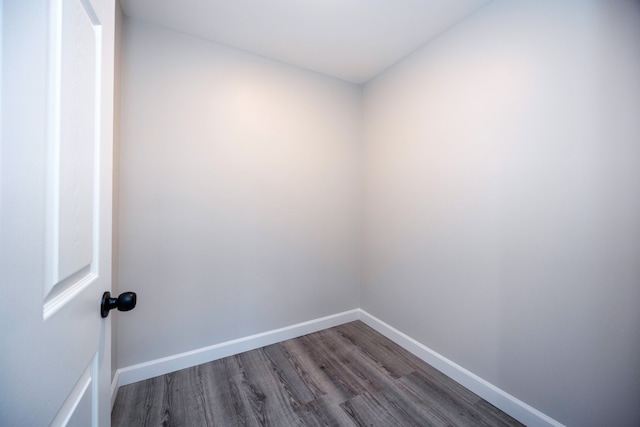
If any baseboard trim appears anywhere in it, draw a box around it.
[115,309,360,388]
[358,309,565,427]
[112,308,562,427]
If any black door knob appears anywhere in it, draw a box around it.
[101,291,137,318]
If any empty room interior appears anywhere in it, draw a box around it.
[107,0,640,426]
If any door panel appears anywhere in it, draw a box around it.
[45,0,101,318]
[51,356,96,426]
[0,0,115,425]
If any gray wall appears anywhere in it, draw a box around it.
[117,18,362,368]
[362,1,640,426]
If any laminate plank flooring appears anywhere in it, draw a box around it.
[112,321,525,427]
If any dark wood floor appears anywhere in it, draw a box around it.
[112,321,524,426]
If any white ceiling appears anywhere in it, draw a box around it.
[119,0,492,84]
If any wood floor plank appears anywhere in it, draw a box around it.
[281,333,373,402]
[262,343,317,405]
[333,321,421,378]
[233,349,306,425]
[112,321,525,427]
[112,374,170,427]
[376,377,469,427]
[309,329,386,394]
[275,338,330,400]
[296,396,359,427]
[340,391,422,427]
[396,370,500,427]
[473,399,528,427]
[162,367,212,426]
[197,358,251,426]
[399,368,482,408]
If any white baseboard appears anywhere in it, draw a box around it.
[114,309,360,388]
[111,307,562,427]
[358,309,565,427]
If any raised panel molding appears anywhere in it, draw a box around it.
[51,354,98,427]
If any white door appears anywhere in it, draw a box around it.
[1,0,115,425]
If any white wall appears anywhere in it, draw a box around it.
[362,1,640,426]
[118,18,361,368]
[118,1,640,424]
